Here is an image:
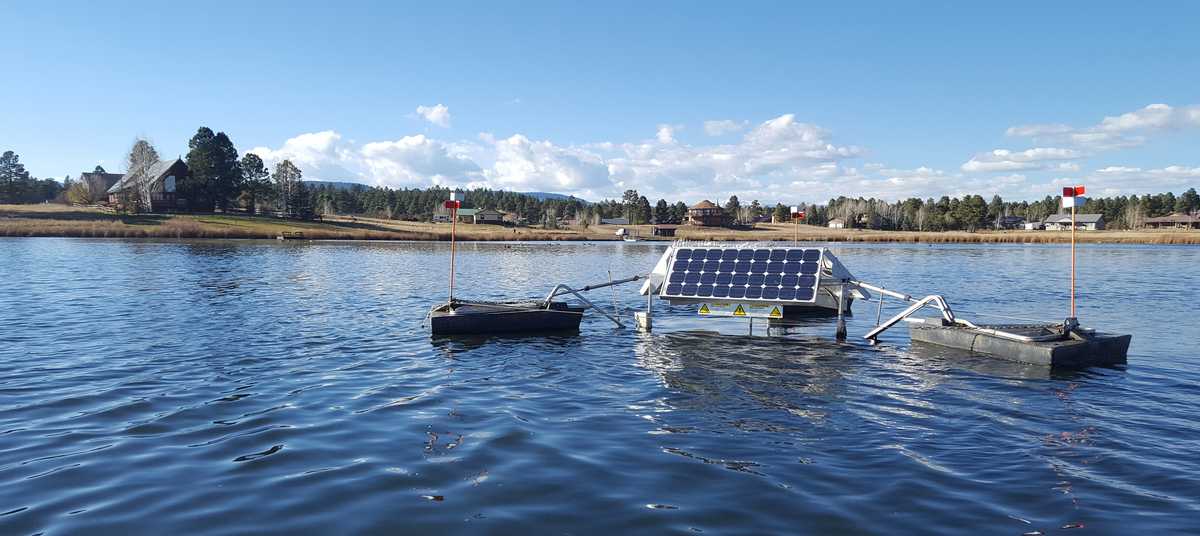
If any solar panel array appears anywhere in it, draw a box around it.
[660,247,823,302]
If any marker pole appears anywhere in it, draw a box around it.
[1070,203,1076,318]
[450,202,458,304]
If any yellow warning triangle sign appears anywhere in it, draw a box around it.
[733,305,746,316]
[769,307,782,318]
[698,304,710,314]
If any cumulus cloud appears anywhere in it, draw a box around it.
[599,114,866,200]
[248,130,481,187]
[358,135,482,186]
[480,133,609,192]
[416,104,451,127]
[1004,103,1200,150]
[703,120,743,136]
[247,131,362,183]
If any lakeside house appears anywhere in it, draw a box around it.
[77,171,125,195]
[453,208,505,224]
[828,218,846,229]
[1044,213,1106,231]
[996,216,1027,230]
[106,159,192,212]
[687,200,734,226]
[1144,212,1200,229]
[652,224,677,237]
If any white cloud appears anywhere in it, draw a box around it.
[480,134,610,192]
[960,147,1088,172]
[703,119,743,136]
[600,114,867,201]
[358,135,482,186]
[416,104,451,127]
[1005,103,1200,150]
[247,131,361,183]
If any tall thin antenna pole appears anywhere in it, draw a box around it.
[1071,202,1076,318]
[447,192,464,305]
[450,203,457,303]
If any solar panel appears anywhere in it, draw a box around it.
[660,247,824,303]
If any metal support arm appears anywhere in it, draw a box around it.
[543,284,628,328]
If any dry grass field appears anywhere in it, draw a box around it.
[4,204,1199,244]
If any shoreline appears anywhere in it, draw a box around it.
[4,204,1199,245]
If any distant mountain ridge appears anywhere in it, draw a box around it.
[301,181,590,203]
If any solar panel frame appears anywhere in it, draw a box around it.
[658,246,825,304]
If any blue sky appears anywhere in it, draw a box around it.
[5,1,1199,205]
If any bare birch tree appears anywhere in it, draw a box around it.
[124,138,160,212]
[273,159,302,219]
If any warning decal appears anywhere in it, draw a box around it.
[694,302,780,318]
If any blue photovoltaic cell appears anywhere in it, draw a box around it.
[661,247,824,303]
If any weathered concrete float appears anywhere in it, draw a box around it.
[425,277,641,336]
[904,316,1130,367]
[859,285,1130,367]
[426,299,585,335]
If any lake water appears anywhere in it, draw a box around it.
[1,238,1198,535]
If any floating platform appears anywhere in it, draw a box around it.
[906,317,1130,367]
[427,300,584,335]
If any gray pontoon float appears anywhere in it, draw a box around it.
[857,282,1130,367]
[425,276,641,336]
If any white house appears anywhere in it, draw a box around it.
[1045,214,1106,231]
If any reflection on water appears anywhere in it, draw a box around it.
[0,238,1197,535]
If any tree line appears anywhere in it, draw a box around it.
[4,140,1197,230]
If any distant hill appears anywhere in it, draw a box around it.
[517,192,591,204]
[304,180,368,191]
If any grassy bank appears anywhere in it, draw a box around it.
[4,204,1199,244]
